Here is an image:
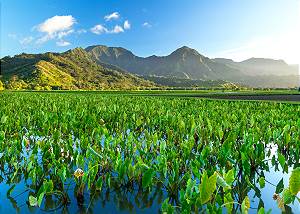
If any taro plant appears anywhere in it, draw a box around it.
[0,91,299,213]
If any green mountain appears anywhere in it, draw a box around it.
[87,45,299,88]
[87,45,243,81]
[0,48,155,90]
[1,45,298,90]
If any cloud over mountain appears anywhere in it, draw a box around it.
[35,15,76,45]
[90,24,108,35]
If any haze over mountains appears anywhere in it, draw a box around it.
[0,45,299,89]
[88,45,298,88]
[214,57,297,76]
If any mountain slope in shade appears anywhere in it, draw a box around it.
[1,45,298,89]
[87,45,299,88]
[87,45,244,81]
[0,48,155,90]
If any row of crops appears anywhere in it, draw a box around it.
[0,91,299,213]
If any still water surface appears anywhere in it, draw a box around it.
[0,140,299,213]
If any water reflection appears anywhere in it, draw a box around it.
[1,165,298,213]
[0,181,168,213]
[1,135,299,213]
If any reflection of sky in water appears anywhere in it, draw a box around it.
[249,166,299,213]
[1,137,300,213]
[0,181,28,213]
[0,181,166,213]
[248,144,300,213]
[2,167,299,213]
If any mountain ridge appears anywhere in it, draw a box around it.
[86,45,298,88]
[1,45,299,89]
[0,48,155,90]
[86,45,245,81]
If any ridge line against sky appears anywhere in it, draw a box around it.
[1,0,299,64]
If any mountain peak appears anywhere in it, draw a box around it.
[179,45,192,50]
[177,46,195,52]
[170,46,201,57]
[85,45,108,51]
[86,45,135,59]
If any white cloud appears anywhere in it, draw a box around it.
[142,22,152,28]
[104,12,120,21]
[36,34,53,44]
[35,15,76,44]
[56,40,71,47]
[90,24,108,35]
[91,24,125,35]
[110,25,124,34]
[124,20,131,30]
[37,15,76,35]
[19,36,34,45]
[57,29,74,39]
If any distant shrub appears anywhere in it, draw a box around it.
[0,80,4,90]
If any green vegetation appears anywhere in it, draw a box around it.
[0,48,155,90]
[2,45,298,90]
[87,45,244,82]
[87,45,299,88]
[0,91,299,212]
[0,80,4,90]
[142,76,241,88]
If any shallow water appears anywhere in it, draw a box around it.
[1,162,298,213]
[0,181,166,213]
[248,166,299,213]
[0,134,299,213]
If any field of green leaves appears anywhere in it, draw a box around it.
[0,91,299,213]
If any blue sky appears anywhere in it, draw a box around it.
[1,0,299,63]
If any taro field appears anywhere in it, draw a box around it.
[0,91,299,213]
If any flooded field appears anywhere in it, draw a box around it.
[0,92,299,213]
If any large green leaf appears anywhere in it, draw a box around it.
[259,177,265,189]
[43,180,54,193]
[257,207,265,214]
[241,196,250,214]
[224,192,233,213]
[185,178,196,199]
[0,115,7,124]
[161,198,174,214]
[289,167,300,195]
[282,188,294,204]
[276,178,284,194]
[38,192,45,207]
[217,174,230,189]
[199,171,217,204]
[278,153,285,169]
[96,176,103,191]
[225,169,235,185]
[142,168,154,188]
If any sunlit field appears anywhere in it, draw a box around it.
[0,91,299,213]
